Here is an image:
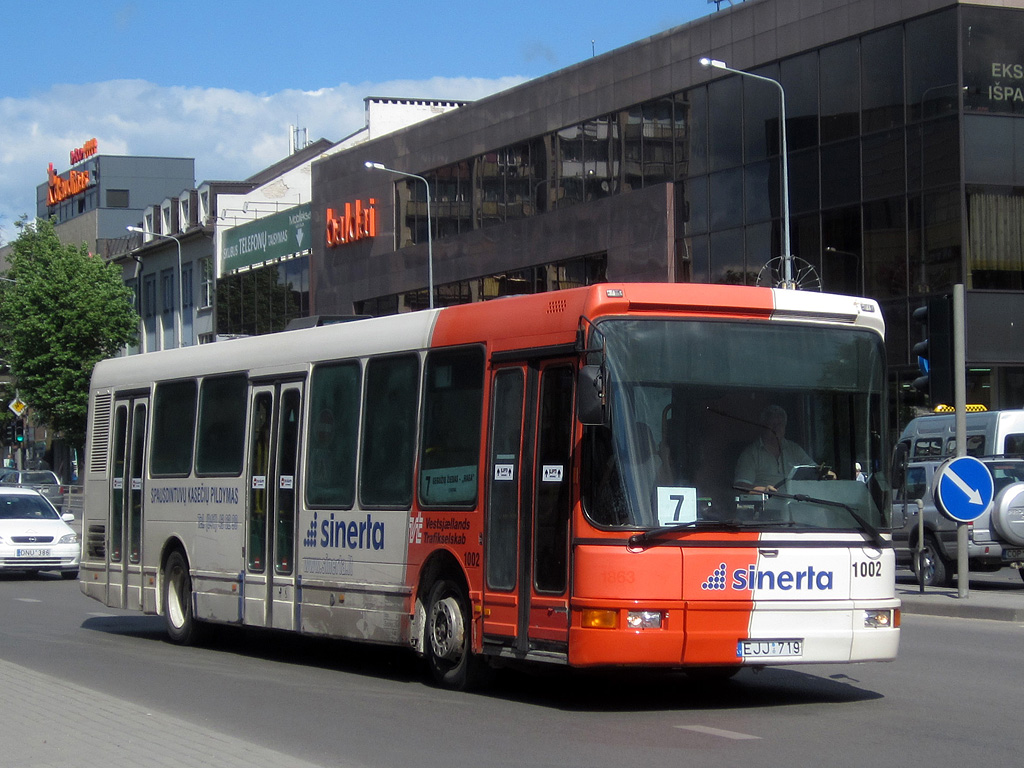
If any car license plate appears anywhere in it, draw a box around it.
[16,548,50,557]
[737,639,803,658]
[1004,548,1024,560]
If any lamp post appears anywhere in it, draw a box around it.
[700,57,793,287]
[364,161,434,309]
[127,226,185,348]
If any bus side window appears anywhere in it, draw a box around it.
[419,347,484,508]
[196,375,247,476]
[306,361,360,508]
[151,380,197,476]
[361,354,419,508]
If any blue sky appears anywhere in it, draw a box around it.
[0,0,720,239]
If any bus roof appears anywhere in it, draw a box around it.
[92,283,883,390]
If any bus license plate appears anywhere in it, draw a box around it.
[17,548,50,557]
[738,639,803,658]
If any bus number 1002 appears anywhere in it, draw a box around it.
[852,561,882,578]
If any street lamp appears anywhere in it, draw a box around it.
[364,161,434,309]
[700,57,794,287]
[127,226,185,348]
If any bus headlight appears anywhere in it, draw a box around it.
[864,609,894,628]
[626,610,664,629]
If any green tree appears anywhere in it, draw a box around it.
[0,218,138,447]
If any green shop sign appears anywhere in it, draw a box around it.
[222,203,311,272]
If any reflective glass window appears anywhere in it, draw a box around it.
[789,148,819,214]
[744,161,772,224]
[708,76,742,170]
[709,227,746,284]
[685,86,708,177]
[862,27,905,133]
[821,206,862,295]
[821,41,861,143]
[744,64,782,162]
[864,197,908,298]
[963,6,1024,116]
[679,176,708,235]
[906,9,958,121]
[863,129,906,200]
[820,140,861,209]
[709,168,743,230]
[781,52,819,150]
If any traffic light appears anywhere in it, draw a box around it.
[2,421,13,445]
[13,418,24,444]
[911,295,954,406]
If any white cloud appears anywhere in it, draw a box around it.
[0,75,526,243]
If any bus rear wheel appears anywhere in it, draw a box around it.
[163,550,201,645]
[426,579,483,690]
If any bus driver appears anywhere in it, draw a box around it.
[734,405,814,493]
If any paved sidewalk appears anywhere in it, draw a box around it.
[897,574,1024,622]
[0,658,338,768]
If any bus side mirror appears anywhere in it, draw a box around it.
[891,442,909,491]
[577,364,605,426]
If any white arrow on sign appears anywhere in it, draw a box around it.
[945,467,983,505]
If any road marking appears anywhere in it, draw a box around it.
[14,598,42,603]
[675,725,761,740]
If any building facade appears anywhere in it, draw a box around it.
[311,0,1024,413]
[36,142,195,258]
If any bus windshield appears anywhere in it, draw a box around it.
[582,317,889,533]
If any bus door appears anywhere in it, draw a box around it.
[243,381,304,630]
[483,360,575,658]
[109,394,148,611]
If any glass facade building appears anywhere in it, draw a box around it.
[312,0,1024,413]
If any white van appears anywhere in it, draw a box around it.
[896,409,1024,461]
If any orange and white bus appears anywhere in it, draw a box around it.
[80,283,899,689]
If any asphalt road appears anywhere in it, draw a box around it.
[1,572,1022,768]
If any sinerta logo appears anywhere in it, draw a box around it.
[701,562,834,591]
[303,511,385,551]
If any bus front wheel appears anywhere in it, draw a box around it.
[426,579,482,690]
[163,550,201,645]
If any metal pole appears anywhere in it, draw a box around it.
[953,283,969,598]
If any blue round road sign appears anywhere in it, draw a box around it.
[934,456,994,523]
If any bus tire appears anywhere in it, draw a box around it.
[163,550,201,645]
[425,579,482,690]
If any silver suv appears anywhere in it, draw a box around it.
[892,458,1024,587]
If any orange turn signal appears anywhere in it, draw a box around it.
[581,609,618,629]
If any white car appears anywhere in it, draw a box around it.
[0,487,79,579]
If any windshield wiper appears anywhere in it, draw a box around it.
[627,519,743,548]
[741,488,887,549]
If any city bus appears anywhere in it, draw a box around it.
[80,283,900,689]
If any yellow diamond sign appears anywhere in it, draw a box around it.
[8,397,27,417]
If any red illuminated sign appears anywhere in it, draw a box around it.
[325,199,378,247]
[70,137,98,165]
[46,163,91,206]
